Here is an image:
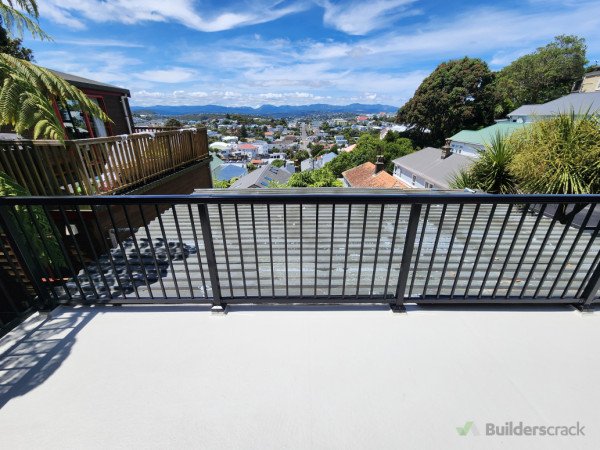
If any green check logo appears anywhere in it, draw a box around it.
[457,421,474,436]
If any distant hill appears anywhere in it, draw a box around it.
[131,103,398,117]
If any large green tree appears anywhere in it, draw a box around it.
[494,35,587,116]
[396,57,496,146]
[327,132,414,177]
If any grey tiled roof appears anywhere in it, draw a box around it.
[508,92,600,117]
[230,164,292,188]
[392,147,473,189]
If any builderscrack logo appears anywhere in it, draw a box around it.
[456,421,585,437]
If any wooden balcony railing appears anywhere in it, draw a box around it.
[133,126,184,133]
[0,128,209,196]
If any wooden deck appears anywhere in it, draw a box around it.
[0,128,208,196]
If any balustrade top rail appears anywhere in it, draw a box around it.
[2,191,600,205]
[0,190,599,314]
[133,126,188,133]
[0,128,209,196]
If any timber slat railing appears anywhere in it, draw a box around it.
[0,190,599,313]
[133,126,183,133]
[0,128,208,196]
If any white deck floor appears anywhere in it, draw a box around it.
[1,305,599,449]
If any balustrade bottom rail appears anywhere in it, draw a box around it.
[0,191,599,313]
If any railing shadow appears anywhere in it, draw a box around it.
[0,308,96,409]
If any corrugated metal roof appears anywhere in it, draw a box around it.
[508,92,600,117]
[392,147,473,189]
[449,122,529,146]
[230,164,291,188]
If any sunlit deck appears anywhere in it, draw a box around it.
[1,304,599,449]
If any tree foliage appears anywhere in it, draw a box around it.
[396,57,496,146]
[0,1,109,140]
[287,167,342,187]
[164,118,182,127]
[271,159,285,168]
[451,112,600,204]
[450,131,517,194]
[0,0,49,40]
[509,112,600,194]
[494,36,587,116]
[0,54,109,139]
[0,25,32,60]
[0,171,66,271]
[327,132,414,177]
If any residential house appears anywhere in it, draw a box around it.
[448,122,529,158]
[507,92,600,123]
[49,69,134,138]
[334,135,348,147]
[209,141,234,157]
[222,136,239,144]
[392,146,473,189]
[380,125,407,139]
[213,163,247,182]
[269,152,287,160]
[251,140,270,156]
[342,157,403,188]
[301,158,316,172]
[210,153,224,174]
[572,70,600,93]
[317,151,337,166]
[237,143,259,159]
[230,164,292,188]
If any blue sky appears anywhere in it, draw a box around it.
[22,0,600,107]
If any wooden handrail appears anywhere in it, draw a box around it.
[0,128,208,196]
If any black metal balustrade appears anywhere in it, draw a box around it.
[0,190,599,318]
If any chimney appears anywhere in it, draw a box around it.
[374,155,385,173]
[441,140,452,159]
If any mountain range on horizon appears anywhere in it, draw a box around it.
[130,103,398,117]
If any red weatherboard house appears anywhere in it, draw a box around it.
[50,70,135,139]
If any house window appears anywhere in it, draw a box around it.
[57,97,110,139]
[412,174,416,185]
[424,182,433,189]
[58,100,92,139]
[88,97,109,137]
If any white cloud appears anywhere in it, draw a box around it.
[318,0,419,35]
[40,0,309,33]
[136,68,197,83]
[54,38,145,48]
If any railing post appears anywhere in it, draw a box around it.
[166,133,175,170]
[578,262,600,313]
[197,203,226,314]
[392,203,422,313]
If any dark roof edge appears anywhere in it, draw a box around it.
[49,69,131,96]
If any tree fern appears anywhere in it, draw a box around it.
[0,54,111,140]
[0,0,50,40]
[0,1,111,140]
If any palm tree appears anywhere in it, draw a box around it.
[0,1,108,140]
[450,131,517,194]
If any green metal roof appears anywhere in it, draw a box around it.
[449,122,530,146]
[210,153,224,172]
